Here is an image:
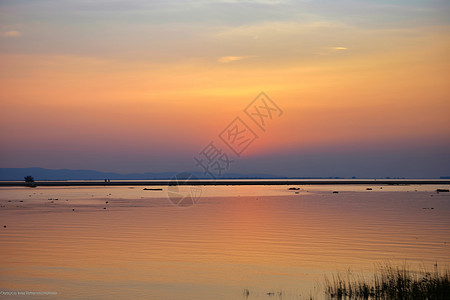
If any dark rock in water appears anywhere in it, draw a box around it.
[3,225,6,228]
[105,201,109,204]
[288,187,300,190]
[436,189,449,193]
[72,208,75,211]
[332,191,339,194]
[103,207,106,209]
[366,188,372,190]
[243,289,250,297]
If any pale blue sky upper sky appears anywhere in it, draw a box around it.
[1,0,449,60]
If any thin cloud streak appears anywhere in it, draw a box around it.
[217,56,253,63]
[1,30,22,37]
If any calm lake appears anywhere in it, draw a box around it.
[0,184,449,299]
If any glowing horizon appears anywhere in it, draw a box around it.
[0,0,449,177]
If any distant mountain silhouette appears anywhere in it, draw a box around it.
[0,167,287,181]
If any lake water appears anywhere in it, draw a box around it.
[0,184,449,299]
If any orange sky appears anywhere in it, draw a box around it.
[0,1,449,177]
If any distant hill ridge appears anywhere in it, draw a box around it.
[0,167,286,181]
[1,168,447,181]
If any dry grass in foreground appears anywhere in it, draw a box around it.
[325,264,449,299]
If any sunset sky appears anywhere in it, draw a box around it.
[1,0,449,178]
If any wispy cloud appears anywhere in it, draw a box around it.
[1,30,22,37]
[218,56,251,63]
[215,19,350,38]
[314,46,348,55]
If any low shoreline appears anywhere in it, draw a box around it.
[0,179,449,187]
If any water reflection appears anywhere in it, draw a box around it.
[0,185,449,299]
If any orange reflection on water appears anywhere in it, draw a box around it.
[0,186,449,299]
